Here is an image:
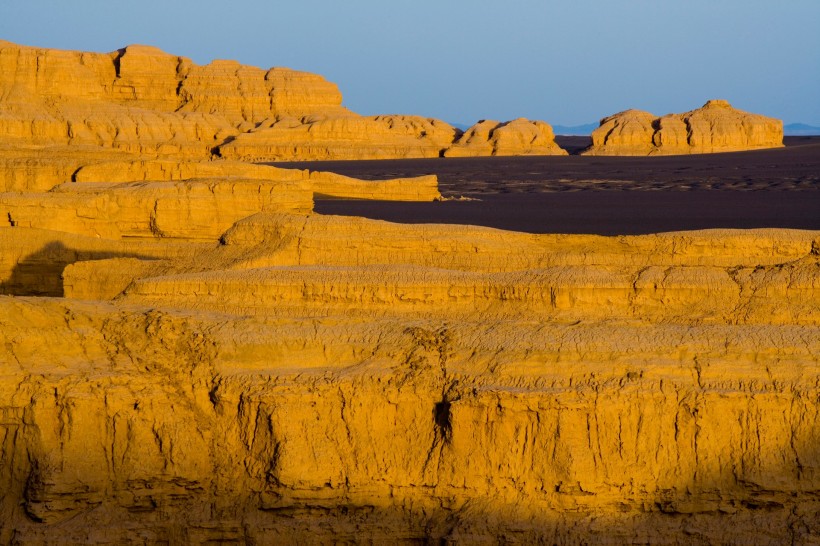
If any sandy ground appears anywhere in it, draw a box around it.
[273,137,820,235]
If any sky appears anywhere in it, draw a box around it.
[1,0,818,126]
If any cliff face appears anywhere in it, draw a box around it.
[0,41,346,159]
[1,195,819,543]
[0,41,565,163]
[2,295,819,544]
[219,114,460,161]
[584,100,783,155]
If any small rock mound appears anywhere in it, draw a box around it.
[583,100,783,155]
[444,118,567,157]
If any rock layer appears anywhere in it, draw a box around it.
[584,100,783,155]
[0,41,346,159]
[220,114,460,161]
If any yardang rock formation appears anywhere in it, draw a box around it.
[0,40,565,162]
[444,118,567,157]
[584,99,784,155]
[0,41,818,544]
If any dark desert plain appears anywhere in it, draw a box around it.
[290,136,820,235]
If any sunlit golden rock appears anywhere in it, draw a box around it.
[1,40,818,546]
[0,41,572,161]
[2,208,819,543]
[0,41,347,159]
[584,100,783,155]
[219,114,458,161]
[444,118,567,157]
[73,159,441,201]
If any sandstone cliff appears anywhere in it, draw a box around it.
[0,41,347,159]
[584,100,784,155]
[219,114,459,161]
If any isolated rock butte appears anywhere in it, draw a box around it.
[0,40,565,161]
[444,118,568,157]
[584,100,784,155]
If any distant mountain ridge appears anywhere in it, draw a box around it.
[552,123,599,136]
[784,123,820,136]
[452,122,599,136]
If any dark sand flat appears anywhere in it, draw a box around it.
[272,137,820,235]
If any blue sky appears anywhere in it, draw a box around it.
[2,0,818,126]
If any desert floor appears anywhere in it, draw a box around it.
[275,136,820,235]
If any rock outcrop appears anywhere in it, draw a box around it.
[0,40,568,162]
[584,100,784,155]
[1,166,819,543]
[444,118,567,157]
[219,114,459,161]
[1,210,819,543]
[1,40,818,545]
[0,41,347,159]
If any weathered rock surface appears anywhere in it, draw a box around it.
[72,159,441,201]
[219,114,459,161]
[584,100,784,155]
[0,41,348,159]
[1,254,819,543]
[444,118,567,157]
[0,40,569,163]
[1,41,818,546]
[2,185,819,543]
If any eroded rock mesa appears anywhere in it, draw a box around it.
[0,40,346,159]
[584,99,783,155]
[0,40,566,162]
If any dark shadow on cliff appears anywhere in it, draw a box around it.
[4,391,818,544]
[0,241,153,297]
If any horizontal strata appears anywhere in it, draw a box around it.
[72,160,442,201]
[1,179,313,240]
[220,213,819,270]
[111,262,820,325]
[0,41,811,545]
[0,41,568,162]
[1,298,818,543]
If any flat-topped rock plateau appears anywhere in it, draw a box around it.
[0,41,818,545]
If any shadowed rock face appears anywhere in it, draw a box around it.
[584,100,783,155]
